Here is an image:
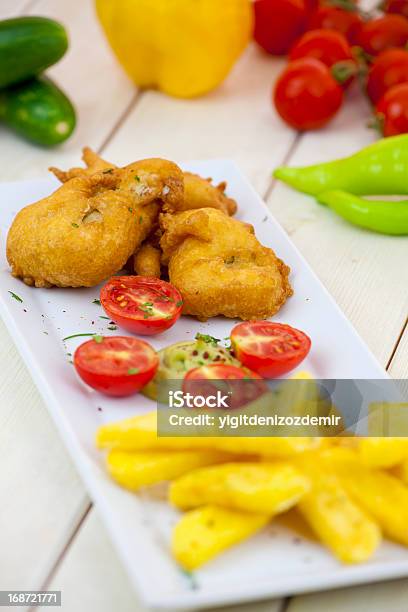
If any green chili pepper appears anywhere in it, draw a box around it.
[317,191,408,235]
[274,135,408,197]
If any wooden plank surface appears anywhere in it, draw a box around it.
[388,327,408,379]
[103,44,297,197]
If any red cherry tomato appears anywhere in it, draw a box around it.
[384,0,408,19]
[183,364,267,410]
[274,58,344,130]
[100,276,183,336]
[376,82,408,136]
[230,321,311,378]
[357,15,408,56]
[290,29,354,66]
[254,0,307,55]
[290,29,356,86]
[308,5,363,45]
[366,48,408,104]
[74,336,159,397]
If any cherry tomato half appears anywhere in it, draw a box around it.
[254,0,307,56]
[231,321,311,378]
[376,82,408,136]
[74,336,159,397]
[100,276,183,336]
[308,5,363,45]
[357,15,408,56]
[183,364,267,410]
[274,58,344,130]
[366,48,408,104]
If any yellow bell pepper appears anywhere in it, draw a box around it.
[95,0,254,98]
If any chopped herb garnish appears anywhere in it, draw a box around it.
[71,223,79,228]
[128,207,133,213]
[103,168,114,174]
[107,325,118,331]
[8,291,23,303]
[135,175,141,182]
[139,216,143,224]
[93,335,104,343]
[195,333,220,346]
[43,331,49,335]
[225,256,235,265]
[139,302,154,318]
[127,367,139,375]
[63,333,101,342]
[99,316,110,320]
[176,300,183,307]
[93,299,101,306]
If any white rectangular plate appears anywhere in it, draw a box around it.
[0,160,406,611]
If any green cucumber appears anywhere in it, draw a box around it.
[0,76,76,146]
[0,16,68,89]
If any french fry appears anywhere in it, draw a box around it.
[107,449,232,491]
[324,447,408,546]
[169,462,310,514]
[96,410,320,457]
[392,458,408,486]
[172,505,269,571]
[297,454,381,563]
[358,438,408,469]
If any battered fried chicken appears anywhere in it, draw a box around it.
[133,243,162,278]
[160,208,292,321]
[51,151,237,215]
[180,172,237,215]
[7,159,183,288]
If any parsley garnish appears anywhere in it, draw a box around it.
[135,175,141,182]
[71,223,79,228]
[225,256,235,265]
[93,299,101,306]
[8,291,23,303]
[139,301,154,318]
[127,367,139,375]
[63,333,101,342]
[139,216,143,224]
[195,333,220,346]
[176,300,183,308]
[99,316,110,320]
[108,325,118,331]
[93,335,104,344]
[128,207,133,213]
[103,168,114,174]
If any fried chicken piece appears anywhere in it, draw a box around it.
[133,243,162,278]
[51,152,237,216]
[7,159,183,288]
[49,147,115,183]
[160,208,292,321]
[181,172,237,215]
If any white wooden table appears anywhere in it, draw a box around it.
[0,1,407,611]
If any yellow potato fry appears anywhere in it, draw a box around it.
[169,462,310,514]
[358,438,408,468]
[297,455,381,563]
[107,449,232,491]
[324,447,408,546]
[172,505,269,571]
[392,458,408,486]
[96,412,213,452]
[96,411,320,457]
